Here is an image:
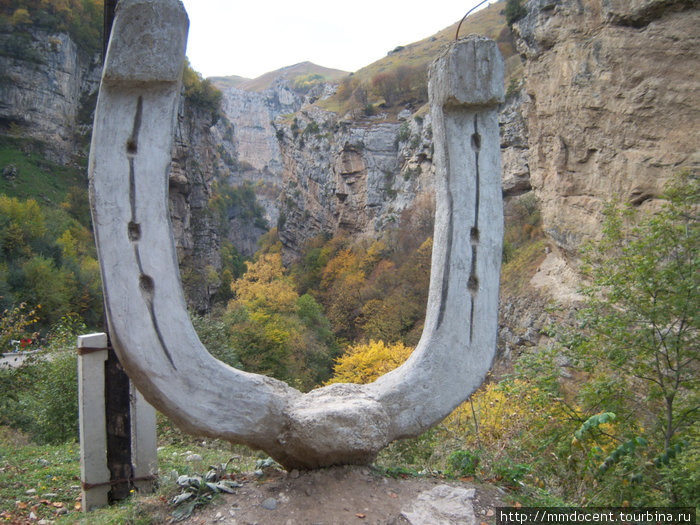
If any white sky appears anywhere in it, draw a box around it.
[179,1,493,79]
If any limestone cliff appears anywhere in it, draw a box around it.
[274,89,531,266]
[169,100,240,313]
[0,27,101,163]
[497,0,699,356]
[215,77,303,232]
[515,0,699,253]
[276,106,436,262]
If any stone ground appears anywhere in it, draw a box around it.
[173,466,506,525]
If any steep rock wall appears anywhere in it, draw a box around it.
[216,79,311,233]
[276,106,437,262]
[169,101,240,313]
[515,0,699,252]
[0,28,101,163]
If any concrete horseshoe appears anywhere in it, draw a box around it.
[89,0,504,469]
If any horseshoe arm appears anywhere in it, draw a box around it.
[366,38,505,438]
[89,0,299,460]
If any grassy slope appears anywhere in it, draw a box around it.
[208,74,250,90]
[0,140,86,205]
[350,1,516,85]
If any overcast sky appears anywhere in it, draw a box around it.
[179,1,493,79]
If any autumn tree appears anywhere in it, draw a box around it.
[326,339,413,385]
[0,195,102,328]
[1,0,103,53]
[227,251,337,390]
[370,65,428,106]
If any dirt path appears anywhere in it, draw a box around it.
[174,466,505,525]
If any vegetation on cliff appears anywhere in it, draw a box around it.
[0,0,103,56]
[183,59,223,122]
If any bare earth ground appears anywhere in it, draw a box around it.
[174,466,505,525]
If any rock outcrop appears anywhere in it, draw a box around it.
[276,106,436,262]
[514,0,699,253]
[0,28,101,163]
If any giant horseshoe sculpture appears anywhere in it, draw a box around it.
[89,0,504,469]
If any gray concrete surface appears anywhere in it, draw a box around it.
[88,0,504,469]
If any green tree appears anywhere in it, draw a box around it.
[227,252,337,389]
[565,172,699,503]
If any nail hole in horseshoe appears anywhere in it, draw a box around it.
[468,275,479,294]
[470,227,480,244]
[126,139,138,155]
[471,132,481,151]
[128,222,141,241]
[140,274,155,298]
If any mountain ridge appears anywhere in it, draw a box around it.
[211,61,348,93]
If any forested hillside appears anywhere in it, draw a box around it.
[0,0,103,341]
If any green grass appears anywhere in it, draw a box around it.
[0,427,81,523]
[0,140,86,205]
[0,424,260,524]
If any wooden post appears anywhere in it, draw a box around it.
[104,343,133,501]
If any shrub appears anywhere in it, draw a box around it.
[0,314,87,443]
[0,301,39,351]
[23,349,78,444]
[446,449,481,477]
[183,60,222,121]
[505,0,527,26]
[293,73,325,94]
[0,315,86,444]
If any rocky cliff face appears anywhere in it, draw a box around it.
[495,0,700,358]
[0,28,101,163]
[276,106,436,262]
[169,100,241,313]
[514,0,699,253]
[274,93,532,266]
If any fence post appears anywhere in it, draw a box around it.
[77,333,110,511]
[130,385,158,494]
